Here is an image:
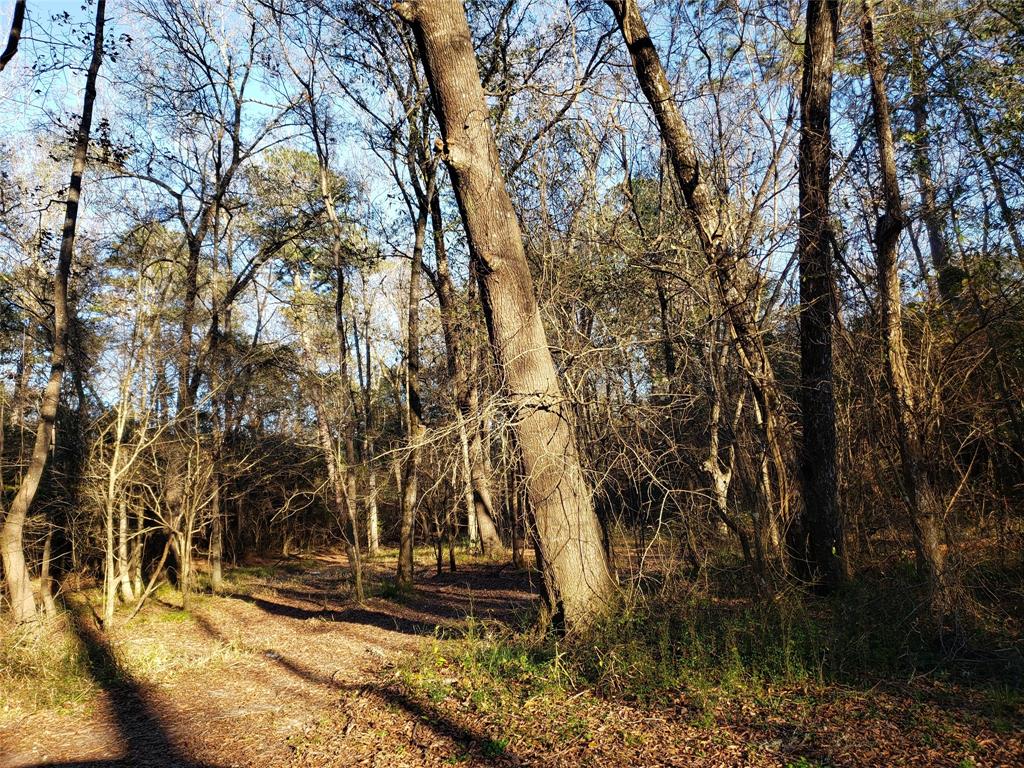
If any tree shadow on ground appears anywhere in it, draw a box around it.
[17,609,221,768]
[235,590,527,636]
[191,611,525,767]
[236,561,539,637]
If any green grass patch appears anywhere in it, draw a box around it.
[399,570,1023,722]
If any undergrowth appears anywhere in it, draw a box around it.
[0,615,98,716]
[399,568,1024,718]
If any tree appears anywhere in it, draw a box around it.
[860,0,957,625]
[396,0,615,629]
[797,0,845,589]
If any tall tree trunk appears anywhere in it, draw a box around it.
[458,416,479,547]
[1,0,105,622]
[429,194,501,554]
[797,0,845,589]
[397,0,614,629]
[861,0,956,624]
[39,527,57,617]
[359,311,380,557]
[908,35,959,304]
[131,503,144,596]
[103,498,117,628]
[333,250,364,601]
[603,0,791,574]
[397,207,428,587]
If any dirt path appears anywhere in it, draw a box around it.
[1,555,539,768]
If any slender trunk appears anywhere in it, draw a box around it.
[40,527,57,617]
[796,0,845,588]
[126,536,171,623]
[430,192,501,553]
[861,0,955,623]
[210,479,223,593]
[360,316,380,556]
[367,463,379,556]
[448,519,456,572]
[398,0,614,628]
[464,347,502,554]
[458,416,479,547]
[131,503,144,596]
[1,0,105,622]
[333,249,364,601]
[908,35,959,303]
[398,207,428,587]
[172,524,193,609]
[103,499,116,628]
[118,497,135,602]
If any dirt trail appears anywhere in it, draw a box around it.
[1,555,538,768]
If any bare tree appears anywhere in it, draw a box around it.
[603,0,791,577]
[860,0,956,625]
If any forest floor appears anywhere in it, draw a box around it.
[1,549,1022,768]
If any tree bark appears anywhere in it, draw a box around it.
[40,526,57,617]
[210,479,224,593]
[860,0,955,624]
[1,0,105,622]
[797,0,845,589]
[397,0,614,629]
[333,253,365,601]
[363,322,380,557]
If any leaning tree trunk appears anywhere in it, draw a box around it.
[1,0,105,623]
[796,0,845,589]
[604,0,792,578]
[860,0,956,625]
[397,0,614,629]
